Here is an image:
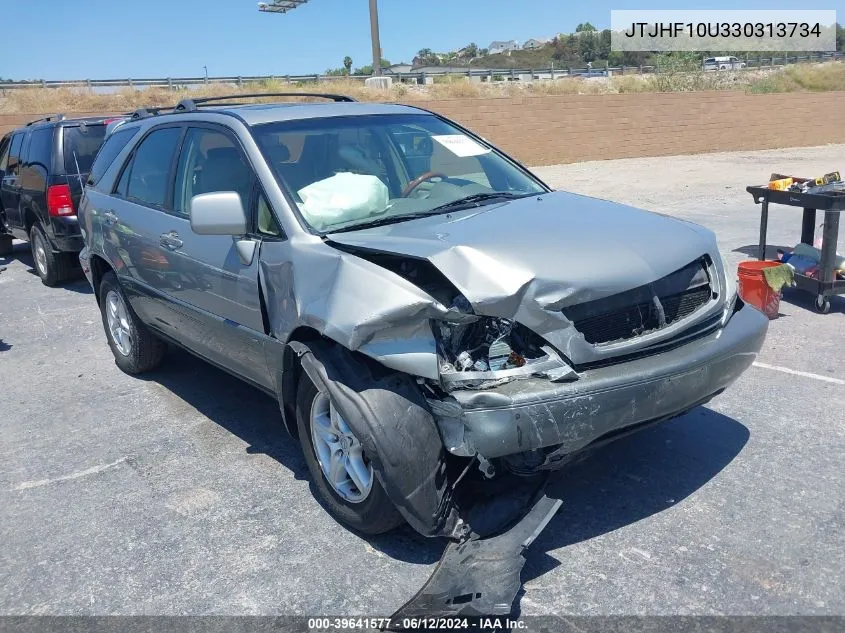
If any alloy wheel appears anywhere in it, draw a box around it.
[310,392,373,503]
[33,234,48,277]
[105,290,133,356]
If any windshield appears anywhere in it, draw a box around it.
[252,113,546,233]
[62,124,107,175]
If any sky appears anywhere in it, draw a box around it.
[1,0,842,80]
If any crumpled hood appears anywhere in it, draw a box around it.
[327,190,726,365]
[328,190,719,313]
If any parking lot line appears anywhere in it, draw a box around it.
[13,457,128,491]
[752,361,845,386]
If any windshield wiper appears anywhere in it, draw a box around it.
[327,192,531,234]
[427,191,530,214]
[328,210,445,233]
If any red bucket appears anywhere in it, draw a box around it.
[737,260,782,319]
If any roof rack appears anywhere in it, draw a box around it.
[175,92,357,111]
[26,114,66,127]
[130,107,164,119]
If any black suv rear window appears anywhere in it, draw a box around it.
[62,124,107,175]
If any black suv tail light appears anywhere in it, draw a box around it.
[47,184,75,217]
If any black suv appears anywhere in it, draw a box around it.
[0,115,113,285]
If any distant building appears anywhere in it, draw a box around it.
[488,40,519,55]
[384,63,412,75]
[522,38,550,50]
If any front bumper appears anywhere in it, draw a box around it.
[437,302,768,462]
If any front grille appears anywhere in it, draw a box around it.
[562,259,713,345]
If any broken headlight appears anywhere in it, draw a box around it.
[433,296,576,391]
[721,265,739,326]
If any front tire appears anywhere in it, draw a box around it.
[30,224,69,286]
[99,271,166,374]
[296,372,404,535]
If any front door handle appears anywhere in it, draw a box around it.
[102,210,118,226]
[159,231,183,251]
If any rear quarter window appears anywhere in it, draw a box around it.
[87,127,140,189]
[26,128,54,170]
[20,128,53,191]
[62,124,107,175]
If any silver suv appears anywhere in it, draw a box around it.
[79,93,767,561]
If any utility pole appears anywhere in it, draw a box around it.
[369,0,382,76]
[258,0,384,77]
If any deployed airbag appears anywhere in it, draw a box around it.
[298,172,389,231]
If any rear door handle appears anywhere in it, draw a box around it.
[159,231,183,250]
[102,210,118,226]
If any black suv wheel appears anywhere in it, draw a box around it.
[29,224,70,286]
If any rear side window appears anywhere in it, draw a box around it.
[26,128,54,170]
[7,133,24,176]
[0,136,10,172]
[88,127,140,188]
[124,127,182,208]
[20,128,53,191]
[62,124,107,175]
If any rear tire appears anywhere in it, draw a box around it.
[30,224,69,286]
[296,372,404,535]
[99,271,166,374]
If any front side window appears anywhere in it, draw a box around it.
[88,126,139,188]
[124,127,182,208]
[173,127,252,217]
[253,113,545,233]
[257,193,281,237]
[62,124,107,175]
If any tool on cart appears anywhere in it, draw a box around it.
[747,176,845,314]
[768,171,844,195]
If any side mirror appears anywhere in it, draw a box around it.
[189,192,247,235]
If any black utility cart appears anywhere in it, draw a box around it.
[747,184,845,313]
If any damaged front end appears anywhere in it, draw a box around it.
[263,193,767,621]
[433,297,578,392]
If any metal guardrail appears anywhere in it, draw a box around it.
[1,52,841,90]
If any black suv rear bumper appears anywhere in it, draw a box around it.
[47,216,83,253]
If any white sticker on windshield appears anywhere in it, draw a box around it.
[432,134,491,158]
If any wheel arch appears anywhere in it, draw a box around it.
[24,207,39,234]
[88,254,115,305]
[279,326,324,437]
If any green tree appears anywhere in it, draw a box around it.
[599,29,612,59]
[354,58,391,75]
[579,30,599,62]
[343,56,353,72]
[576,22,597,32]
[465,42,479,58]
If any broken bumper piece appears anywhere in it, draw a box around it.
[389,492,562,627]
[435,302,768,462]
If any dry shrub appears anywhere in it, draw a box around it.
[2,61,843,114]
